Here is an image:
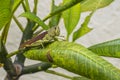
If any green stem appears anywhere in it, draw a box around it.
[22,1,27,12]
[43,0,83,21]
[13,15,24,32]
[25,0,31,12]
[1,21,11,44]
[46,70,72,79]
[7,49,24,58]
[33,0,38,14]
[43,14,52,22]
[22,62,52,74]
[32,24,39,31]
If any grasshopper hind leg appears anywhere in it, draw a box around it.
[29,40,50,48]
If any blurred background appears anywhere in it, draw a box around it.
[0,0,120,80]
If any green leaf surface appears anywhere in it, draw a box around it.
[24,41,120,80]
[12,0,23,12]
[81,0,114,12]
[73,12,93,41]
[0,0,12,30]
[88,38,120,58]
[62,0,81,38]
[49,0,61,28]
[20,12,49,30]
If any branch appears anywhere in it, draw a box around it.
[45,70,72,79]
[43,0,83,21]
[22,62,52,74]
[13,15,24,32]
[0,38,17,79]
[14,21,35,66]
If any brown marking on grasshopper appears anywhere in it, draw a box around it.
[20,31,48,49]
[46,51,53,62]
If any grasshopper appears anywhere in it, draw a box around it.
[20,26,60,48]
[7,26,60,58]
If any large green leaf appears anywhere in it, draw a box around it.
[62,0,81,38]
[0,0,12,30]
[20,12,49,30]
[24,41,120,80]
[72,12,93,41]
[81,0,114,12]
[88,38,120,58]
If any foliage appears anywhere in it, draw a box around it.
[62,0,81,39]
[0,0,119,80]
[24,41,120,80]
[0,0,12,30]
[88,38,120,58]
[72,12,93,41]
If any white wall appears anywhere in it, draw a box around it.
[0,0,120,80]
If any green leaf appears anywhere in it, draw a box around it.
[43,0,83,21]
[12,0,23,12]
[73,12,93,41]
[0,0,12,30]
[81,0,114,12]
[62,0,81,39]
[24,41,120,80]
[20,12,49,30]
[49,0,61,28]
[88,38,120,58]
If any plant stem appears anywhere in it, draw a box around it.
[43,0,83,21]
[25,0,31,12]
[13,15,24,32]
[46,70,72,79]
[33,0,38,14]
[1,22,11,44]
[14,21,35,66]
[22,62,52,74]
[0,38,17,79]
[7,49,25,58]
[32,24,39,31]
[22,1,27,12]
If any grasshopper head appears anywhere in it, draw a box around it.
[54,26,60,36]
[47,26,60,38]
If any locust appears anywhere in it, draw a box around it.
[7,26,60,58]
[20,26,60,48]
